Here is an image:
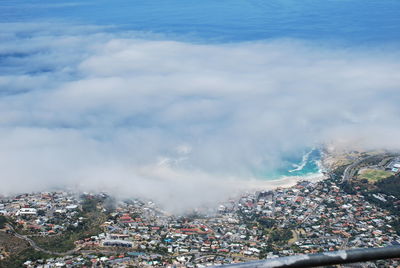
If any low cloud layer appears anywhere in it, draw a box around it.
[1,23,400,211]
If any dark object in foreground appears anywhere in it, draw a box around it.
[215,246,400,267]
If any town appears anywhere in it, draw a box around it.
[1,153,400,267]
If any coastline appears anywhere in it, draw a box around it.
[241,147,329,192]
[239,172,326,192]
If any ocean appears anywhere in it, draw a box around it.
[259,148,322,179]
[1,0,400,44]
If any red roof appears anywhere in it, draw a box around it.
[295,197,304,202]
[181,228,198,232]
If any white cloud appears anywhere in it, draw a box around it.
[1,23,400,211]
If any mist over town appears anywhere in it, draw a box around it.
[1,0,400,267]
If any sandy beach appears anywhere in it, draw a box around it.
[245,172,326,191]
[219,172,327,197]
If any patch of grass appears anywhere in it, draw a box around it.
[358,169,392,182]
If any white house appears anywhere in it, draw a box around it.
[16,208,37,216]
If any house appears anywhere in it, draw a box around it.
[16,208,37,216]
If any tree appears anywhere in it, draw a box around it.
[37,210,46,216]
[268,228,293,244]
[0,215,7,228]
[258,218,275,228]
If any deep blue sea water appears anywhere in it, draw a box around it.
[1,0,400,44]
[1,0,399,179]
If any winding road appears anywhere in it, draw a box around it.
[5,224,79,256]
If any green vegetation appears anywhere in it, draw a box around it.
[332,164,349,179]
[0,215,7,229]
[375,174,400,199]
[0,248,53,268]
[81,197,99,212]
[257,218,276,228]
[30,197,106,253]
[358,174,400,217]
[268,228,293,245]
[0,231,49,268]
[358,169,392,182]
[390,219,400,236]
[32,228,81,252]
